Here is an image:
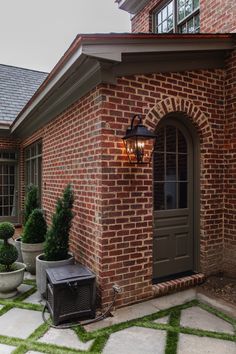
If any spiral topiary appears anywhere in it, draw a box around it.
[0,222,18,272]
[22,209,47,244]
[44,184,74,261]
[24,184,39,225]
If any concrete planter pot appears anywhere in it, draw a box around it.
[21,242,44,275]
[36,253,74,297]
[14,237,23,263]
[0,262,26,298]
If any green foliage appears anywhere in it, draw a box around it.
[44,184,74,261]
[0,244,18,271]
[0,222,18,272]
[21,209,47,244]
[0,222,15,241]
[24,185,39,225]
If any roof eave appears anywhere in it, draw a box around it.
[116,0,149,15]
[0,121,11,137]
[10,34,236,138]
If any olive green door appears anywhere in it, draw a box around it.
[153,119,194,281]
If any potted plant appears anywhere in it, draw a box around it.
[14,184,39,262]
[36,184,75,296]
[0,222,26,298]
[21,209,47,275]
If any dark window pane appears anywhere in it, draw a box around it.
[156,1,174,33]
[162,7,167,20]
[162,20,167,32]
[3,207,8,216]
[168,2,173,15]
[166,126,176,152]
[3,165,8,174]
[186,0,192,16]
[179,182,188,208]
[178,154,188,181]
[165,182,176,209]
[154,152,165,181]
[178,130,187,153]
[155,128,165,152]
[178,6,185,21]
[154,182,165,210]
[187,17,194,32]
[167,16,173,31]
[3,175,8,185]
[193,0,199,9]
[194,13,200,31]
[25,141,42,206]
[166,153,176,181]
[37,143,42,155]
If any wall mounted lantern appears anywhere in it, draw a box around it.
[123,114,156,164]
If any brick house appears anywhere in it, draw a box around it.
[0,0,236,307]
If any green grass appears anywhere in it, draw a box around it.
[0,282,234,353]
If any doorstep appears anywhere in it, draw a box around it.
[152,273,205,297]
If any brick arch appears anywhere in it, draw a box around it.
[144,96,213,145]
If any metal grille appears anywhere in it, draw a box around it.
[58,285,91,315]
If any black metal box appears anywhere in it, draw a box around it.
[46,264,96,325]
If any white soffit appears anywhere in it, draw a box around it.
[117,0,149,14]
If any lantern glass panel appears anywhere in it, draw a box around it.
[125,137,155,164]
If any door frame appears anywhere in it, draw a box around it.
[152,113,200,281]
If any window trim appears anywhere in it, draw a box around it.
[24,140,42,204]
[0,150,19,224]
[153,0,200,34]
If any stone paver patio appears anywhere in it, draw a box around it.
[0,275,234,353]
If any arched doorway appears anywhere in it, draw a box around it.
[153,116,198,282]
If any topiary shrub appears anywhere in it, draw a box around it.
[44,184,74,261]
[21,209,47,244]
[0,222,18,272]
[24,184,39,225]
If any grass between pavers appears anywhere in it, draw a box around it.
[0,283,234,354]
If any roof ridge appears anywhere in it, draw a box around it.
[0,63,48,75]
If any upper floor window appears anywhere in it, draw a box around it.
[154,0,200,34]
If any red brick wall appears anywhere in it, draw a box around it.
[201,0,236,33]
[19,88,105,294]
[131,0,236,33]
[131,0,161,33]
[99,69,225,306]
[13,67,226,307]
[224,49,236,277]
[1,66,230,307]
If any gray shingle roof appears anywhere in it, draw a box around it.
[0,64,48,122]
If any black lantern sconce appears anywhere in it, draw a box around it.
[123,114,156,164]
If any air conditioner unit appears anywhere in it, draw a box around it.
[46,264,96,325]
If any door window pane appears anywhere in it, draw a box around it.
[154,152,165,181]
[155,128,165,152]
[166,126,176,152]
[165,182,176,209]
[154,182,165,210]
[179,182,188,208]
[154,125,189,211]
[178,130,187,153]
[166,153,176,181]
[178,154,188,181]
